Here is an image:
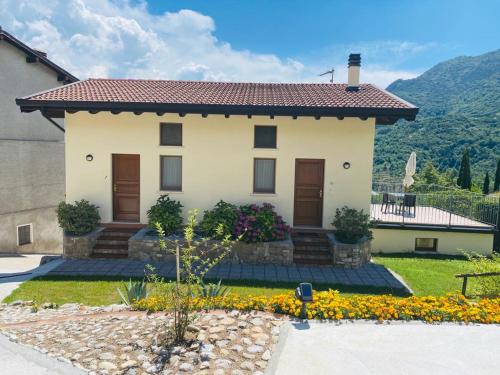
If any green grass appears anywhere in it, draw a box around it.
[373,253,470,296]
[9,254,473,305]
[2,275,407,306]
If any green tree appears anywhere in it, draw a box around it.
[456,148,472,190]
[494,159,500,192]
[482,172,490,195]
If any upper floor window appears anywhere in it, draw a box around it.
[254,125,277,149]
[160,123,182,146]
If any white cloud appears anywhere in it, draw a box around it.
[0,0,425,86]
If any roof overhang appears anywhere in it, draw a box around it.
[0,28,78,83]
[15,99,418,125]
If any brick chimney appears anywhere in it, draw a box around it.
[347,53,361,91]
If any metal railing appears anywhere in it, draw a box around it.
[370,191,499,229]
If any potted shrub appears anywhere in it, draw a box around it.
[200,200,238,240]
[56,199,100,235]
[234,203,289,243]
[332,206,373,244]
[147,195,183,236]
[330,206,373,268]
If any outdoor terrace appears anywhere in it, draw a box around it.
[370,191,499,231]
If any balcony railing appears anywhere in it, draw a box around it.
[370,191,499,230]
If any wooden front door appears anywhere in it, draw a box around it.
[293,159,325,227]
[112,154,140,222]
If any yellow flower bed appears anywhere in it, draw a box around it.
[133,290,500,324]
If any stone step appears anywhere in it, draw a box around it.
[293,257,332,266]
[294,249,331,256]
[92,244,128,255]
[291,236,329,244]
[294,245,330,252]
[293,254,333,262]
[100,231,135,238]
[89,253,128,259]
[96,237,129,246]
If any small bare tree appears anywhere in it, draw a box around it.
[155,209,234,343]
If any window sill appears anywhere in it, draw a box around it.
[159,190,183,194]
[159,145,184,148]
[252,148,278,151]
[250,192,277,196]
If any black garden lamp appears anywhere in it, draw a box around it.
[295,282,313,319]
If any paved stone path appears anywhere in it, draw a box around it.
[48,259,407,290]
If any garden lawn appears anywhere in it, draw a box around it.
[2,275,406,306]
[373,254,470,296]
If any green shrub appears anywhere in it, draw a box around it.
[200,200,238,239]
[56,200,100,235]
[234,203,289,243]
[332,206,373,244]
[147,195,183,235]
[462,252,500,298]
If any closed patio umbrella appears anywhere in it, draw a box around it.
[403,152,417,188]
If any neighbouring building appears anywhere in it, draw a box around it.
[0,27,78,254]
[15,54,496,258]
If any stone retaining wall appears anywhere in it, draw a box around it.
[63,227,104,259]
[129,228,293,265]
[327,233,371,268]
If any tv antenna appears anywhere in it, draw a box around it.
[319,68,335,83]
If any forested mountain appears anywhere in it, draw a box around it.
[374,49,500,183]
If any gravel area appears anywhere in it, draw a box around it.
[0,302,284,375]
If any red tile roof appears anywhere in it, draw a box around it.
[17,78,418,124]
[22,78,413,108]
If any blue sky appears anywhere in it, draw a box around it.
[1,0,499,86]
[144,0,500,71]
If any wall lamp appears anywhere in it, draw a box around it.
[343,162,351,169]
[86,154,94,162]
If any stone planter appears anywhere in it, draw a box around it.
[327,233,371,268]
[63,227,104,259]
[129,228,294,265]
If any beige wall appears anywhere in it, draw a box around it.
[65,112,376,228]
[372,228,494,256]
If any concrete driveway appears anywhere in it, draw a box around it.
[0,254,64,301]
[268,321,500,375]
[0,334,84,375]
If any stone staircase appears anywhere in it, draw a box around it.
[292,231,333,265]
[90,227,138,259]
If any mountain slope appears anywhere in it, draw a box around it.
[374,49,500,182]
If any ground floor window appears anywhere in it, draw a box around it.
[254,158,276,193]
[415,238,438,252]
[17,224,32,246]
[160,156,182,191]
